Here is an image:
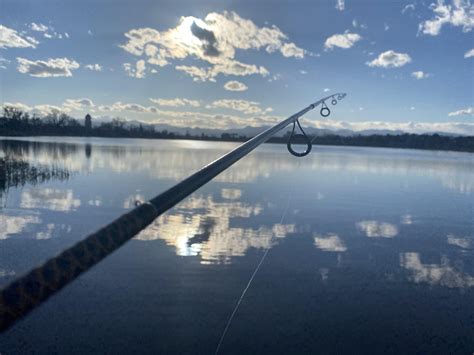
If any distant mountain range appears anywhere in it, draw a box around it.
[88,116,472,138]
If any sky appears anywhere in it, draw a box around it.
[0,0,473,135]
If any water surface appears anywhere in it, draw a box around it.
[0,137,473,354]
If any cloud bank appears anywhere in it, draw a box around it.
[3,99,474,136]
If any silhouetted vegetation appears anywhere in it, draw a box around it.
[1,107,472,152]
[0,157,70,192]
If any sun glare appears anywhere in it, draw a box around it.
[175,16,202,47]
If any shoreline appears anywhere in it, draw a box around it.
[1,133,473,153]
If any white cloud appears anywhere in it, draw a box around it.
[448,107,474,116]
[63,98,95,111]
[174,65,209,81]
[150,98,200,107]
[30,23,65,40]
[123,60,146,78]
[3,98,94,115]
[2,102,33,113]
[224,80,248,91]
[335,0,345,11]
[17,57,80,77]
[85,63,102,71]
[352,20,368,29]
[299,70,308,75]
[31,104,66,115]
[175,61,268,82]
[324,32,362,50]
[314,233,347,252]
[93,101,282,129]
[30,22,49,32]
[280,42,305,58]
[136,60,146,78]
[411,70,431,79]
[103,102,151,113]
[0,25,38,48]
[384,23,390,31]
[464,48,474,57]
[402,3,416,14]
[323,88,331,92]
[356,220,398,238]
[208,99,270,114]
[419,0,474,36]
[0,57,9,69]
[120,11,305,81]
[367,50,412,68]
[267,73,282,82]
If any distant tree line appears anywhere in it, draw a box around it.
[1,106,473,152]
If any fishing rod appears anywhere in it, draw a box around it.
[0,93,347,332]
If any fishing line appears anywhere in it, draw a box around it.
[215,188,292,354]
[216,92,345,350]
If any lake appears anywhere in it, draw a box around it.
[0,137,473,354]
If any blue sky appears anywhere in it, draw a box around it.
[0,0,473,134]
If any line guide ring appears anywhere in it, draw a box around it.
[287,120,312,157]
[286,93,346,157]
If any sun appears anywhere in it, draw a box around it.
[174,16,203,47]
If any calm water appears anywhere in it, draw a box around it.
[0,137,473,354]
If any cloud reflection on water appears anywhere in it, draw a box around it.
[400,252,474,288]
[221,188,242,200]
[356,220,399,238]
[135,194,295,264]
[0,214,41,239]
[447,234,471,249]
[1,138,472,289]
[36,223,55,240]
[314,233,347,252]
[21,188,81,211]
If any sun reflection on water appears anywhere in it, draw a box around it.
[135,193,295,264]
